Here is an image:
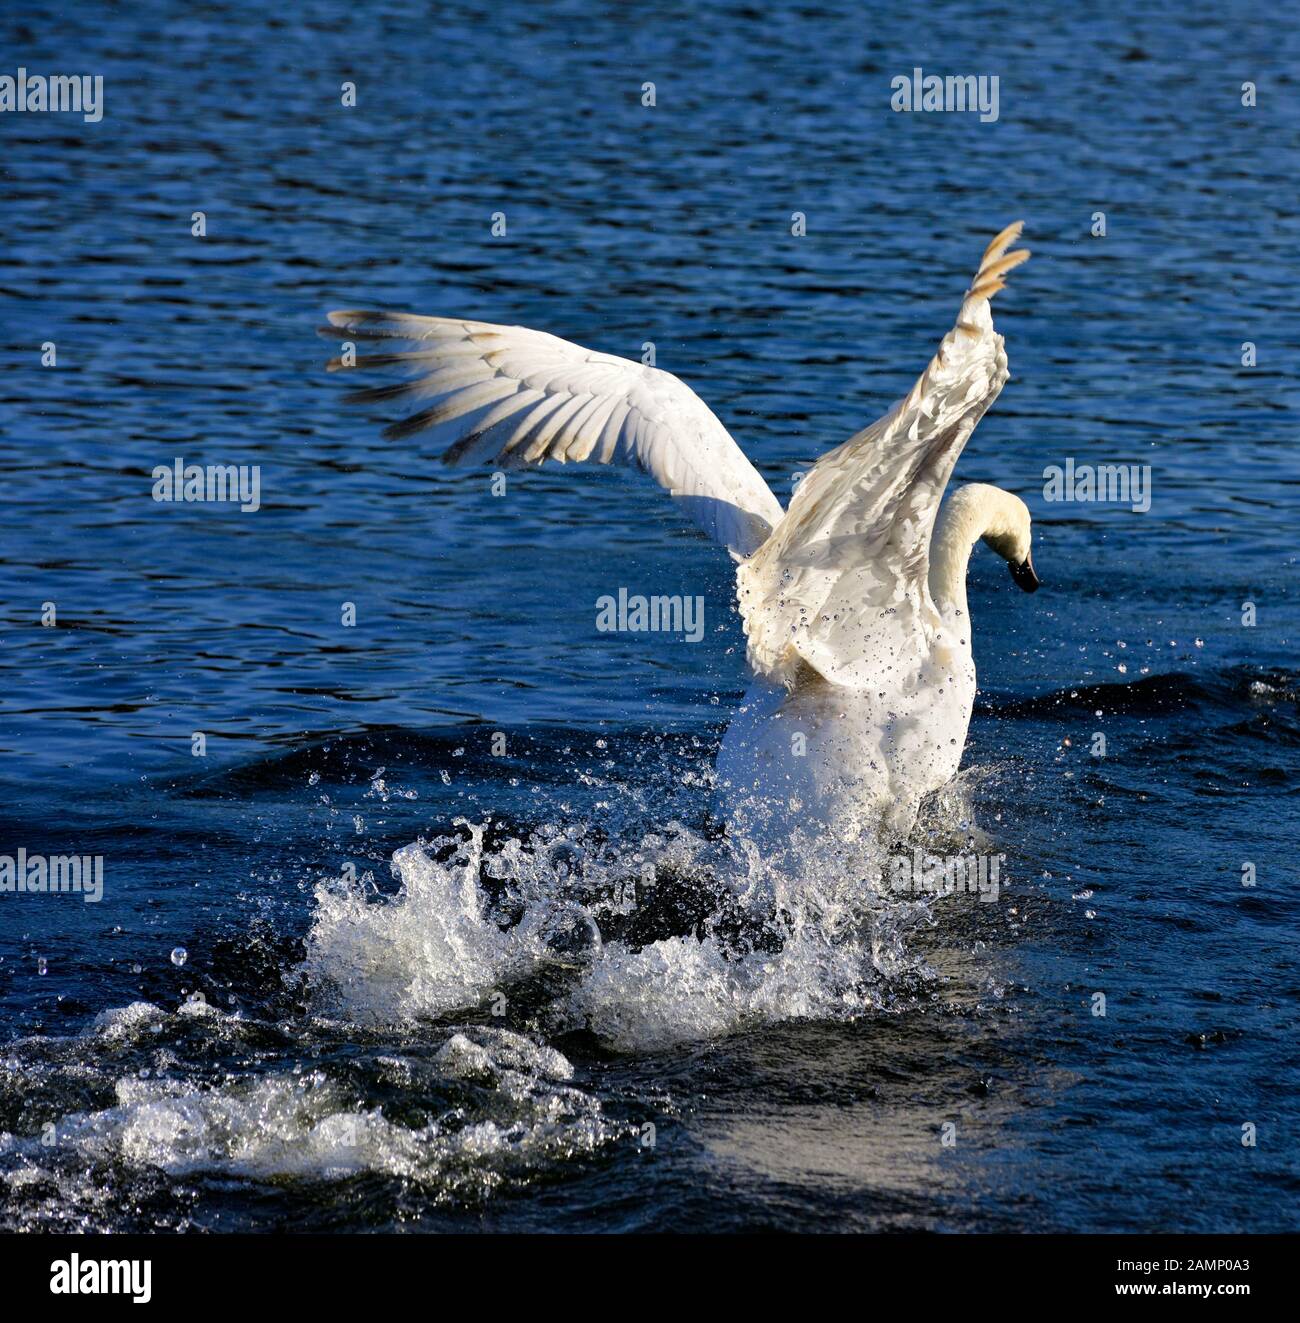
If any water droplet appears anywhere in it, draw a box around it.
[170,946,188,967]
[37,956,47,975]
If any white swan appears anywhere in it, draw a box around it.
[324,222,1036,843]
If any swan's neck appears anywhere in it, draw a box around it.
[928,508,976,622]
[928,484,1007,622]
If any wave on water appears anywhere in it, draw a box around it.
[981,664,1300,719]
[0,999,627,1230]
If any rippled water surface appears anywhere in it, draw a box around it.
[1,0,1297,1232]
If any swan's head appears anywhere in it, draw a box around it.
[976,486,1039,593]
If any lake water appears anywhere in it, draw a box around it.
[0,0,1297,1231]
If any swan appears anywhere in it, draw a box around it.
[323,221,1037,844]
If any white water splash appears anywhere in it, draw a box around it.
[0,1017,614,1205]
[303,815,936,1051]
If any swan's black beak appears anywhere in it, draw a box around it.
[1010,554,1040,593]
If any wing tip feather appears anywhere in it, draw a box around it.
[966,222,1029,304]
[980,221,1025,268]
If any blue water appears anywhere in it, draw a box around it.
[1,0,1297,1232]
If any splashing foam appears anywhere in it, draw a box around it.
[0,1013,614,1212]
[304,816,934,1051]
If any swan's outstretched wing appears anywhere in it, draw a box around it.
[738,222,1029,687]
[321,311,785,560]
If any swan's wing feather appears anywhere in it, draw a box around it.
[323,312,785,559]
[738,223,1028,685]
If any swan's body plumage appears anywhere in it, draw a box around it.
[325,223,1033,842]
